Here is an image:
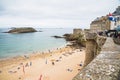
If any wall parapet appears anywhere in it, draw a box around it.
[84,32,106,66]
[73,38,120,80]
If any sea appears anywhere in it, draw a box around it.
[0,28,73,59]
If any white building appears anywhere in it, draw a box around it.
[110,15,120,30]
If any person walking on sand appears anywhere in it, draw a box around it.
[23,65,25,74]
[39,74,42,80]
[45,59,47,64]
[79,61,83,66]
[52,61,55,65]
[25,63,29,67]
[30,62,32,66]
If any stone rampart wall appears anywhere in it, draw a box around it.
[73,36,120,80]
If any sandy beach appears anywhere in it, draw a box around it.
[0,46,85,80]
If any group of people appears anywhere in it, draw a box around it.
[98,25,120,38]
[19,61,32,75]
[98,30,119,38]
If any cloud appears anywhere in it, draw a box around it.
[0,0,119,28]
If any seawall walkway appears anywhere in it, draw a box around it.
[73,38,120,80]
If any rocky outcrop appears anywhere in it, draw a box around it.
[52,35,64,38]
[63,33,73,41]
[64,34,86,47]
[7,27,37,33]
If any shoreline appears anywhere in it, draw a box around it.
[0,45,70,67]
[0,44,77,67]
[0,45,85,80]
[0,42,69,61]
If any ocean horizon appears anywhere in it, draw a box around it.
[0,28,73,59]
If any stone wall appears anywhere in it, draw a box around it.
[84,32,106,66]
[73,29,82,35]
[73,38,120,80]
[113,38,120,45]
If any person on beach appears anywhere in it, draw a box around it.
[42,52,44,54]
[17,67,20,70]
[59,56,62,59]
[0,71,2,73]
[79,61,83,66]
[79,63,82,66]
[39,74,42,80]
[23,65,25,74]
[67,69,73,72]
[52,61,55,65]
[80,49,82,51]
[25,63,29,67]
[24,55,29,59]
[30,62,32,66]
[45,59,47,64]
[48,50,50,53]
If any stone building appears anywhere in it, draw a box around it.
[110,15,120,30]
[90,16,110,32]
[113,6,120,15]
[112,6,120,29]
[90,6,120,32]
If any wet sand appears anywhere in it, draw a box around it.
[0,46,85,80]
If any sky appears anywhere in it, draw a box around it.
[0,0,119,29]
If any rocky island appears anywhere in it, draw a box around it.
[7,27,37,33]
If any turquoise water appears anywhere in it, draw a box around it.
[0,28,73,59]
